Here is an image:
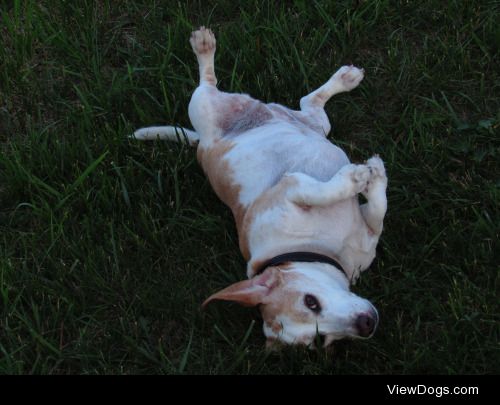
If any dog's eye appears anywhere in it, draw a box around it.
[304,294,321,313]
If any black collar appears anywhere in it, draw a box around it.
[254,251,348,280]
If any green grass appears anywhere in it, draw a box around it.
[0,0,498,374]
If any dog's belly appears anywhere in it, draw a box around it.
[224,121,350,208]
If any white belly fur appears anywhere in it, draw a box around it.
[225,120,349,206]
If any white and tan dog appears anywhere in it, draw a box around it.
[133,27,388,348]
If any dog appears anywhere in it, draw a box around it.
[133,27,388,348]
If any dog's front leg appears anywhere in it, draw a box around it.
[285,164,372,207]
[360,156,387,236]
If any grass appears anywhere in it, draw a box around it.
[0,0,498,374]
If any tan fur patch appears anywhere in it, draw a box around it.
[217,95,273,136]
[260,270,312,326]
[271,320,283,334]
[197,140,247,243]
[263,290,311,326]
[240,176,299,263]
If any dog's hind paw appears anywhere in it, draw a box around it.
[190,26,216,56]
[333,65,365,92]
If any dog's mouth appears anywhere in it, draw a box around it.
[311,332,343,348]
[314,333,327,347]
[312,329,372,347]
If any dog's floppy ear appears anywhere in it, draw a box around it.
[202,268,280,308]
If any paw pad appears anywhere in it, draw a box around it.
[334,65,364,91]
[190,26,216,55]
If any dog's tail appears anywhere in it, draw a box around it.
[131,126,200,146]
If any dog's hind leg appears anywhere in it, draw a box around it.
[190,26,217,86]
[300,65,364,109]
[188,27,272,144]
[188,27,222,143]
[298,66,364,135]
[132,27,216,145]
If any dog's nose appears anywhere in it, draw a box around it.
[355,311,378,338]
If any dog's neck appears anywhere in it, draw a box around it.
[254,251,348,280]
[247,243,354,281]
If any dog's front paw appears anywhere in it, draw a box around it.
[362,155,388,198]
[339,164,371,194]
[366,155,387,183]
[351,164,371,193]
[190,26,216,56]
[333,65,365,91]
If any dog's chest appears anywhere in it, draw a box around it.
[244,191,377,276]
[249,197,359,248]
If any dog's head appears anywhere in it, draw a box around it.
[202,262,378,347]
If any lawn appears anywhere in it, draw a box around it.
[0,0,498,374]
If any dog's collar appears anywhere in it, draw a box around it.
[254,251,348,280]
